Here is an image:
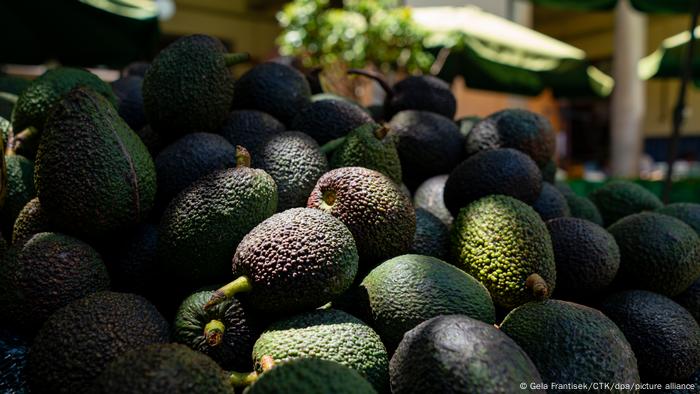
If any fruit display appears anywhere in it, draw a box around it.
[1,33,700,393]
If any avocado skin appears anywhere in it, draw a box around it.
[90,344,233,394]
[385,75,456,120]
[143,35,235,138]
[111,76,146,131]
[413,174,452,227]
[12,198,51,246]
[390,315,544,394]
[465,109,555,169]
[158,166,277,288]
[12,67,117,132]
[248,358,377,394]
[1,155,35,237]
[451,195,556,309]
[389,110,462,189]
[330,123,402,185]
[0,232,110,331]
[291,99,374,145]
[600,290,700,383]
[27,291,169,394]
[564,194,604,226]
[308,167,416,268]
[657,203,700,235]
[410,209,449,259]
[500,300,640,391]
[532,182,570,221]
[588,180,663,226]
[675,277,700,324]
[154,132,237,211]
[546,217,619,301]
[0,116,11,147]
[608,212,700,297]
[218,110,285,165]
[444,148,542,217]
[232,208,358,314]
[258,132,328,211]
[233,62,311,126]
[35,88,156,239]
[173,290,258,370]
[252,308,389,392]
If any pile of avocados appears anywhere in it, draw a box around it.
[1,33,700,394]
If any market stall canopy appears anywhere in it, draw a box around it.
[639,26,700,85]
[529,0,696,14]
[0,0,160,68]
[412,6,614,97]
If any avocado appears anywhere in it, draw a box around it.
[0,232,110,331]
[546,217,619,301]
[410,209,449,259]
[389,110,462,189]
[600,290,700,383]
[205,208,358,315]
[27,291,169,394]
[111,75,146,131]
[676,277,700,324]
[90,343,233,394]
[465,109,555,169]
[308,167,416,268]
[311,93,365,112]
[0,116,11,147]
[12,67,117,133]
[35,88,156,239]
[154,132,237,211]
[564,194,604,226]
[247,358,377,394]
[233,62,311,126]
[251,308,389,392]
[157,147,277,288]
[329,123,402,184]
[291,99,374,145]
[258,132,328,211]
[500,300,640,390]
[143,34,246,138]
[657,203,700,235]
[102,223,158,295]
[608,212,700,296]
[12,198,50,246]
[218,110,285,164]
[174,290,258,370]
[451,195,556,309]
[532,182,570,221]
[443,148,543,217]
[0,328,28,394]
[1,154,35,237]
[588,180,663,226]
[390,315,544,394]
[413,174,452,227]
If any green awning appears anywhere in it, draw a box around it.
[413,6,614,97]
[639,26,700,85]
[530,0,696,13]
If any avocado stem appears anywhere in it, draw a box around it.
[374,124,390,140]
[223,53,251,67]
[0,92,18,104]
[259,355,276,372]
[229,371,259,388]
[525,273,549,300]
[235,146,251,168]
[347,69,394,101]
[204,319,226,347]
[204,276,253,310]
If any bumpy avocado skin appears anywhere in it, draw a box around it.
[90,344,233,394]
[330,123,402,184]
[451,195,556,309]
[232,208,358,314]
[0,116,11,147]
[158,167,277,288]
[12,198,51,246]
[564,194,604,226]
[27,292,170,394]
[465,109,555,169]
[385,75,456,120]
[1,155,35,236]
[500,300,640,392]
[12,67,117,132]
[676,277,700,324]
[173,290,258,370]
[218,110,285,164]
[608,212,700,296]
[252,309,389,392]
[532,182,570,221]
[233,62,311,126]
[588,180,663,226]
[0,232,109,331]
[657,203,700,235]
[444,148,543,217]
[413,174,453,227]
[258,132,328,211]
[35,88,156,239]
[143,35,235,138]
[248,358,377,394]
[601,290,700,383]
[410,208,449,259]
[291,99,374,145]
[390,315,544,394]
[307,167,416,268]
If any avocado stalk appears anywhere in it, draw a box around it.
[229,355,276,388]
[223,53,251,67]
[236,145,251,168]
[0,92,18,104]
[374,124,390,140]
[204,275,253,310]
[203,319,226,347]
[347,69,394,101]
[525,273,549,300]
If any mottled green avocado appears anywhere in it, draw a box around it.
[588,180,663,226]
[291,99,374,145]
[385,75,456,120]
[1,155,35,236]
[330,123,402,184]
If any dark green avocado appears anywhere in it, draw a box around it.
[588,180,663,226]
[291,99,374,145]
[1,154,35,237]
[564,193,604,226]
[532,182,570,221]
[111,75,146,131]
[12,198,51,246]
[410,208,449,259]
[657,203,700,235]
[330,123,402,184]
[218,110,285,165]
